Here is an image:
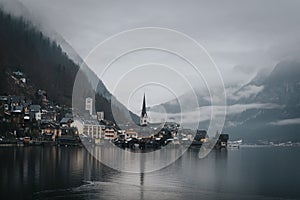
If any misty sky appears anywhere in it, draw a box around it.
[1,0,300,113]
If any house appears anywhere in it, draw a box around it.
[13,71,26,84]
[57,126,80,146]
[41,110,57,122]
[103,126,117,140]
[0,96,8,104]
[60,117,74,127]
[11,105,23,114]
[96,111,104,121]
[11,105,24,125]
[13,71,24,77]
[40,122,60,141]
[125,128,138,139]
[82,120,103,139]
[8,95,25,107]
[195,130,208,142]
[29,105,41,121]
[60,126,78,136]
[215,134,229,149]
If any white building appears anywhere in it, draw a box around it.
[35,112,41,121]
[85,97,93,115]
[96,111,104,121]
[83,121,104,139]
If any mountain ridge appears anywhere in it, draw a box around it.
[151,60,300,142]
[0,8,138,124]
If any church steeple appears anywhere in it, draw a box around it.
[140,93,148,126]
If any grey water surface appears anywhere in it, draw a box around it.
[0,146,299,200]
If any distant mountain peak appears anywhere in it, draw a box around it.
[267,60,300,84]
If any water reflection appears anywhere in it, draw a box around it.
[0,146,300,200]
[85,143,185,173]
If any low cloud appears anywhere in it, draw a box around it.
[269,118,300,126]
[229,85,264,100]
[149,103,283,124]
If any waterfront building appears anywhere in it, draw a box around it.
[82,121,103,139]
[103,126,117,140]
[29,105,41,121]
[125,128,138,139]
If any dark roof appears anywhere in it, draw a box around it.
[65,113,73,118]
[8,95,25,104]
[22,100,32,107]
[29,105,41,112]
[11,105,23,113]
[60,117,73,124]
[99,120,107,126]
[41,121,59,129]
[0,96,8,101]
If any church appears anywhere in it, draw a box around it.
[140,94,148,126]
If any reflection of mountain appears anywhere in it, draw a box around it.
[0,9,138,123]
[153,60,300,142]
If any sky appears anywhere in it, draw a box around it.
[1,0,300,113]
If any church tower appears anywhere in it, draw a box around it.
[140,93,148,126]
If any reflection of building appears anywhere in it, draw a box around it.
[140,94,148,126]
[85,97,93,115]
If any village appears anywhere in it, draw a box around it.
[0,70,228,149]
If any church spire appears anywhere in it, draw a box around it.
[141,93,147,117]
[140,93,148,126]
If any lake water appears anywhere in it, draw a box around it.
[0,145,299,200]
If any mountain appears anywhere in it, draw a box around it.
[0,9,138,124]
[0,9,76,104]
[224,60,300,142]
[151,60,300,142]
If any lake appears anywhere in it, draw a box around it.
[0,145,299,200]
